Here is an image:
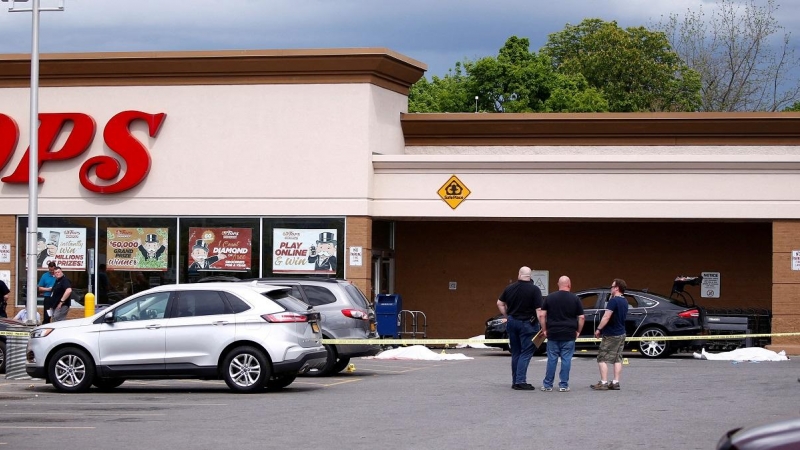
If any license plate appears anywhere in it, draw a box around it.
[311,322,320,333]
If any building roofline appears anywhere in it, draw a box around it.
[0,48,427,94]
[401,112,800,146]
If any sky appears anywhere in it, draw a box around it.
[0,0,799,78]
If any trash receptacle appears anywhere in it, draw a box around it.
[375,294,402,338]
[5,325,33,380]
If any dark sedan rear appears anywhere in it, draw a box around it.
[485,287,706,358]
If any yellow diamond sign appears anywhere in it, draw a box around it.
[438,175,471,210]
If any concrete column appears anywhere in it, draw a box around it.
[345,216,372,300]
[770,221,800,355]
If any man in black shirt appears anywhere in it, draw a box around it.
[51,267,73,322]
[538,276,585,392]
[497,266,543,391]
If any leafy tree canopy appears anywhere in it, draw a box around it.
[542,19,702,112]
[409,20,701,113]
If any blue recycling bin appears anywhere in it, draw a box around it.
[375,294,402,338]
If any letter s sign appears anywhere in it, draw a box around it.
[81,111,166,194]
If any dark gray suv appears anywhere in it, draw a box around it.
[246,278,380,376]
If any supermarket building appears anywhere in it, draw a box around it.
[1,49,800,352]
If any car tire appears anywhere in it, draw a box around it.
[48,347,95,393]
[0,340,6,374]
[222,346,270,393]
[92,378,125,390]
[331,356,351,374]
[638,327,670,358]
[265,373,297,390]
[303,343,336,377]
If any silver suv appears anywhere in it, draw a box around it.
[247,278,380,376]
[26,282,326,393]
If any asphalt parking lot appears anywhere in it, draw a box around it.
[1,348,798,450]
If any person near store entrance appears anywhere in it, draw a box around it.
[51,267,73,322]
[538,275,585,392]
[38,261,58,324]
[496,266,543,391]
[591,278,629,391]
[0,279,9,318]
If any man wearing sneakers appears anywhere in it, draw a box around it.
[539,276,584,392]
[497,266,543,391]
[591,278,629,391]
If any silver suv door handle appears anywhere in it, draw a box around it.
[146,324,162,329]
[212,321,229,326]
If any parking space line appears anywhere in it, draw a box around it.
[292,378,361,387]
[2,412,164,417]
[0,426,95,430]
[20,401,227,406]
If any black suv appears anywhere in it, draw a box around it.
[244,278,380,375]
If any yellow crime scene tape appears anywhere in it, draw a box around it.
[3,330,798,343]
[0,330,32,337]
[323,332,800,346]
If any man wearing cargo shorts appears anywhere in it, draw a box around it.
[591,278,628,391]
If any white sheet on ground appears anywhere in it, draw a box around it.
[455,335,498,349]
[371,345,473,361]
[693,347,789,361]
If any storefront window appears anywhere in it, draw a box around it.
[98,218,177,304]
[17,217,96,307]
[179,218,261,282]
[263,218,345,278]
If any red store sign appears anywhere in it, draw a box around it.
[0,110,166,194]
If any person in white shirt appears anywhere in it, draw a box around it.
[13,308,41,324]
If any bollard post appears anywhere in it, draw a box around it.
[84,292,95,317]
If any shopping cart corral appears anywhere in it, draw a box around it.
[399,309,428,339]
[702,307,772,351]
[671,275,771,351]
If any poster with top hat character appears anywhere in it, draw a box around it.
[26,227,87,270]
[187,227,252,271]
[273,228,337,274]
[107,228,169,271]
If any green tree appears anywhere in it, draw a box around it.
[544,73,609,112]
[408,63,474,113]
[542,19,702,112]
[785,101,800,112]
[467,36,556,112]
[409,36,610,113]
[655,0,800,111]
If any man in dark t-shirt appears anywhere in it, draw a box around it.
[538,276,584,392]
[51,267,73,322]
[497,266,543,391]
[591,278,629,391]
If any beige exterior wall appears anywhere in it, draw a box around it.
[0,83,409,217]
[372,154,800,219]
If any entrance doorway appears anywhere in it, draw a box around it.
[372,252,394,301]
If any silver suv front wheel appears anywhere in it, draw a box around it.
[48,347,95,393]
